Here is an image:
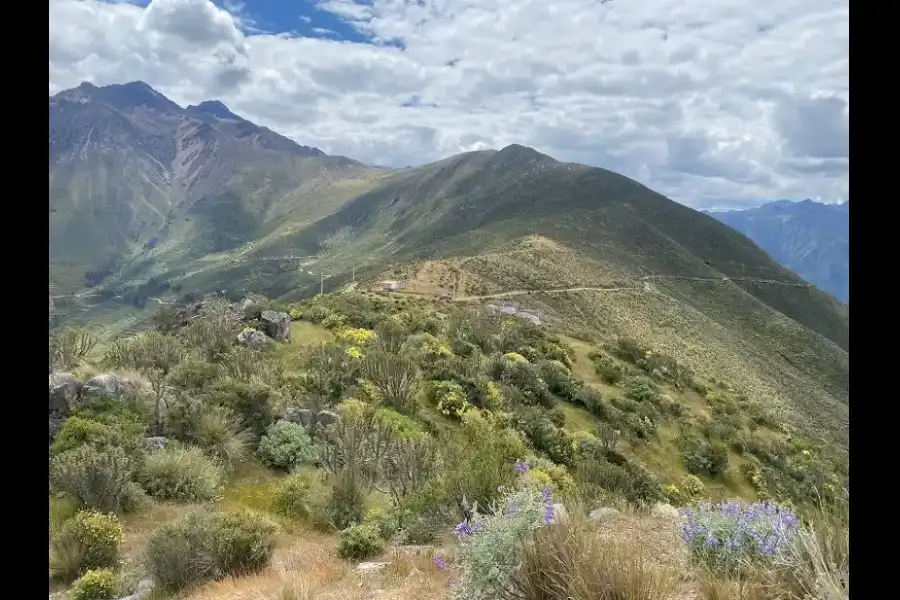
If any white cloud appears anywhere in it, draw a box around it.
[48,0,849,208]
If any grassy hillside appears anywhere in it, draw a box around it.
[48,293,848,600]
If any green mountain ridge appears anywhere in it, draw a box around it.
[49,82,848,447]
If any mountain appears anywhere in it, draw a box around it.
[48,83,848,446]
[705,200,849,303]
[49,81,370,295]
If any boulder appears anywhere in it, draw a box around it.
[239,298,262,321]
[143,436,169,451]
[114,578,154,600]
[284,407,314,427]
[588,507,621,523]
[260,310,291,342]
[49,372,81,420]
[82,374,135,400]
[316,410,340,427]
[49,418,65,443]
[237,329,270,349]
[173,301,204,327]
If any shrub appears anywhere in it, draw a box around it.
[137,445,224,502]
[443,412,526,509]
[70,569,118,600]
[204,379,277,440]
[272,471,325,522]
[168,355,222,391]
[623,377,660,404]
[510,514,676,600]
[49,446,136,513]
[50,416,143,456]
[428,380,471,420]
[49,326,98,371]
[257,420,314,471]
[360,351,420,414]
[679,500,800,576]
[164,395,250,465]
[146,510,277,592]
[682,439,730,478]
[50,511,123,581]
[337,523,383,560]
[680,474,705,499]
[452,485,557,600]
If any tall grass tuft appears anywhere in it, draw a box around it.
[510,512,676,600]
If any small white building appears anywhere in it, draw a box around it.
[378,280,404,292]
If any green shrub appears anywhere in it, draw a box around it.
[49,445,136,513]
[168,355,222,391]
[682,439,730,478]
[145,510,277,592]
[326,471,367,530]
[50,511,123,581]
[680,474,705,499]
[50,416,143,456]
[137,445,224,502]
[70,569,118,600]
[623,377,660,404]
[271,470,327,523]
[428,380,471,420]
[163,395,251,465]
[203,379,277,440]
[337,523,383,560]
[257,420,314,471]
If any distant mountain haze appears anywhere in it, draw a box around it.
[706,200,849,303]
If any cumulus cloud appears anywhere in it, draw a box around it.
[48,0,849,208]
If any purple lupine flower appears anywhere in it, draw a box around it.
[514,459,530,474]
[544,503,556,524]
[433,556,449,570]
[455,521,472,536]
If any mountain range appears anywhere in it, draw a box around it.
[48,81,848,445]
[706,201,849,303]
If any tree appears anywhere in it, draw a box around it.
[378,436,441,527]
[360,351,419,414]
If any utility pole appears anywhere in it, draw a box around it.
[320,270,324,296]
[352,266,356,283]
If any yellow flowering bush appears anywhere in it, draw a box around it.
[680,474,705,499]
[337,328,377,346]
[70,569,118,600]
[504,352,529,364]
[345,345,364,359]
[50,511,123,581]
[663,484,688,506]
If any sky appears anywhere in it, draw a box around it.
[48,0,849,210]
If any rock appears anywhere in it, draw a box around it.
[260,310,291,342]
[316,410,340,427]
[550,503,568,523]
[143,436,169,451]
[237,329,270,349]
[50,418,65,442]
[284,407,314,427]
[588,507,621,523]
[355,562,389,574]
[82,374,135,400]
[114,578,154,600]
[239,298,262,321]
[651,502,681,519]
[173,301,204,327]
[49,372,80,419]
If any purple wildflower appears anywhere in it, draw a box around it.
[455,521,472,537]
[514,459,530,474]
[433,556,449,570]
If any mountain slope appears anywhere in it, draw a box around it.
[706,200,849,303]
[49,81,371,295]
[48,86,848,445]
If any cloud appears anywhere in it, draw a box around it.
[48,0,849,208]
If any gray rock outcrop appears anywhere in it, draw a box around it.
[82,374,136,400]
[237,329,270,349]
[260,310,291,342]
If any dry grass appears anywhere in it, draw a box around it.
[511,512,678,600]
[182,535,454,600]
